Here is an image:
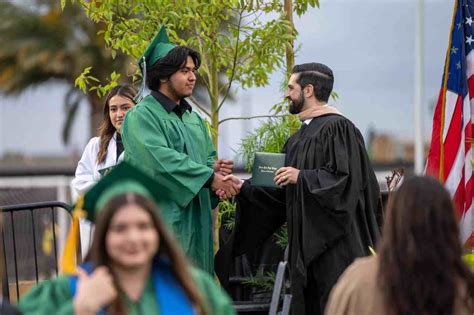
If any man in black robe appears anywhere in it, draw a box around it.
[216,63,382,315]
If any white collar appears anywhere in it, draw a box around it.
[304,118,313,125]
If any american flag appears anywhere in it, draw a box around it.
[426,0,474,247]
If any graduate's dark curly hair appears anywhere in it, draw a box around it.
[378,176,474,315]
[292,63,334,103]
[88,193,207,315]
[146,46,200,91]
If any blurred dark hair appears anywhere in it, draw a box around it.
[291,63,333,103]
[147,46,200,91]
[378,176,474,315]
[97,85,137,164]
[88,193,206,315]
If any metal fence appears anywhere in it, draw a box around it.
[0,201,73,303]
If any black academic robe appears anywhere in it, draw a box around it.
[216,114,382,315]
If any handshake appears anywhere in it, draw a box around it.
[210,159,244,199]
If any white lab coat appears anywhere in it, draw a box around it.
[71,132,124,197]
[71,132,124,258]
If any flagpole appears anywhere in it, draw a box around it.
[414,0,425,175]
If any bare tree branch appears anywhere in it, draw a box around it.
[189,96,211,117]
[218,114,288,125]
[217,7,245,113]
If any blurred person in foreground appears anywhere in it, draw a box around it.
[217,62,382,315]
[325,176,474,315]
[18,162,235,315]
[122,26,234,275]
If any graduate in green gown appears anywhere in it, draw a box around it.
[121,26,235,274]
[18,162,236,315]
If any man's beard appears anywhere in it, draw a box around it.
[288,92,304,114]
[169,80,192,100]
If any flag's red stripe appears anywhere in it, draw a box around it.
[452,171,465,220]
[464,121,472,153]
[443,95,463,180]
[426,89,444,177]
[464,174,473,212]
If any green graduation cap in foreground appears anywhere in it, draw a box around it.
[63,161,162,273]
[80,161,162,223]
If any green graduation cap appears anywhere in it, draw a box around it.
[139,25,176,71]
[136,25,176,102]
[62,161,162,273]
[79,161,162,223]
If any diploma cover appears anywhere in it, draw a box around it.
[251,152,286,188]
[98,165,115,177]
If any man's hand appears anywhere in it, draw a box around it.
[216,175,243,199]
[214,159,234,176]
[211,172,237,199]
[73,266,117,315]
[274,167,300,186]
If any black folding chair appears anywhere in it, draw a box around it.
[0,201,78,303]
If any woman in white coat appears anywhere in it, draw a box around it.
[72,84,137,196]
[72,85,137,256]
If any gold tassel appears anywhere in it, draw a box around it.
[60,196,86,274]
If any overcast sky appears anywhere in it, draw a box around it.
[0,0,452,161]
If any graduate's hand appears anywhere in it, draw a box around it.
[216,175,243,199]
[214,159,234,176]
[274,167,300,186]
[212,172,237,199]
[74,266,117,315]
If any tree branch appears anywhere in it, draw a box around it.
[217,7,244,113]
[189,96,211,117]
[218,114,288,125]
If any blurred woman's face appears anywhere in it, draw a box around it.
[106,203,159,270]
[108,95,135,133]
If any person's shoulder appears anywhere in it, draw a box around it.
[189,267,227,296]
[189,268,236,315]
[189,110,206,124]
[189,267,214,284]
[317,113,364,137]
[18,275,73,313]
[129,95,167,118]
[339,256,378,286]
[84,136,101,149]
[318,113,353,127]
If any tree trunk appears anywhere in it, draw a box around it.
[209,62,219,151]
[88,93,103,138]
[208,55,221,254]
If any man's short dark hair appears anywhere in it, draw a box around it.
[147,46,201,91]
[292,63,334,103]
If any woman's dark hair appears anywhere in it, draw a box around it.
[291,62,333,103]
[146,46,200,91]
[97,85,137,165]
[88,193,207,315]
[378,176,474,315]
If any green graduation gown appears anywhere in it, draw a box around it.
[18,268,236,315]
[122,94,217,273]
